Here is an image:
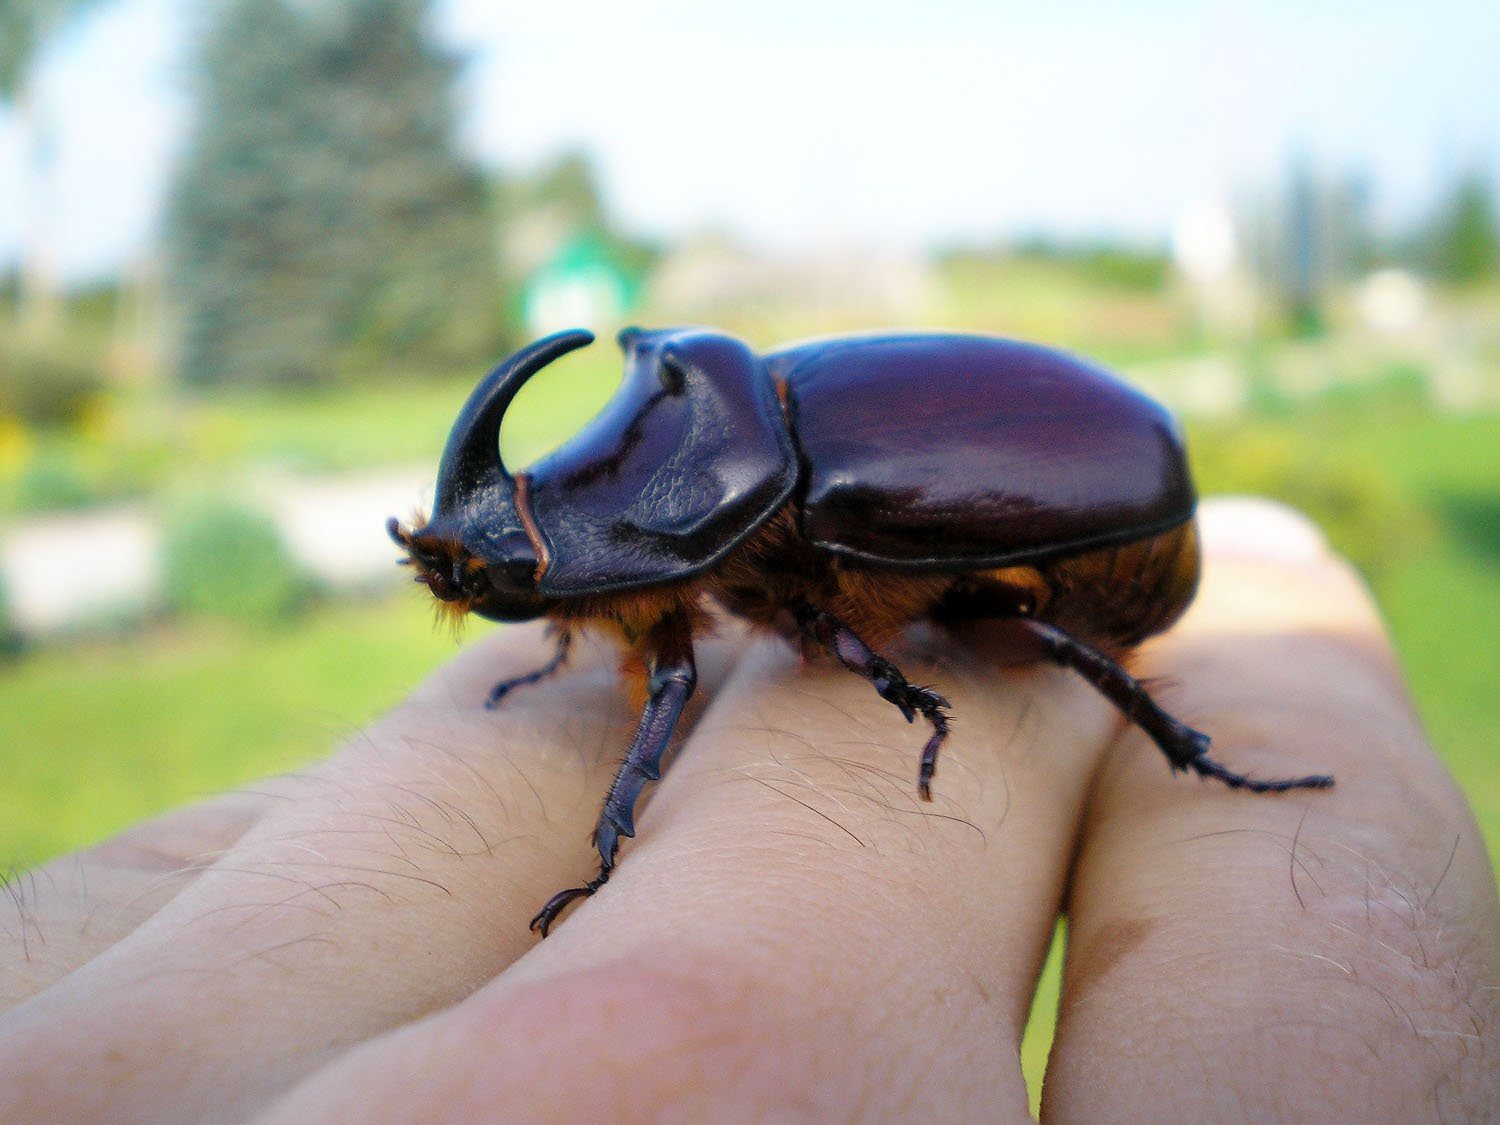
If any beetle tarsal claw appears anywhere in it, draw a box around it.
[529,873,610,937]
[1189,754,1337,794]
[1169,728,1213,773]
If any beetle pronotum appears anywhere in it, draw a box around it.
[389,327,1333,935]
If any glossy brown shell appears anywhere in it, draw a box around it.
[772,334,1195,568]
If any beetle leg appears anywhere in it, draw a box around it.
[485,627,573,710]
[1017,618,1335,793]
[529,615,697,937]
[794,605,952,800]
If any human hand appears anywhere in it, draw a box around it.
[1,499,1495,1122]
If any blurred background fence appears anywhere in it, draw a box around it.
[1,0,1497,1102]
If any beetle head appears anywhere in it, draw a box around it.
[387,515,550,625]
[388,328,595,624]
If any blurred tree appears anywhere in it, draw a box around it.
[1425,170,1499,285]
[1284,156,1324,336]
[1328,170,1381,277]
[497,151,659,293]
[167,0,503,386]
[1243,156,1334,338]
[518,151,604,225]
[0,0,108,335]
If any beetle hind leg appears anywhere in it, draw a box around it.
[795,605,952,800]
[486,628,572,710]
[1018,618,1334,793]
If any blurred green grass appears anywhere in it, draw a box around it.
[0,596,466,866]
[0,347,623,514]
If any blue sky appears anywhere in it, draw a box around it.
[1,0,1497,283]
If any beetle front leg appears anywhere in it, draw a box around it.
[1017,618,1335,793]
[794,604,951,800]
[485,627,572,709]
[529,616,697,937]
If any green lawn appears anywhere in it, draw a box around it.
[178,344,624,474]
[0,595,467,867]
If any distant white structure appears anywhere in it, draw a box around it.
[1,508,159,634]
[249,467,434,589]
[521,240,631,338]
[1171,197,1256,335]
[1172,199,1238,286]
[1356,268,1428,336]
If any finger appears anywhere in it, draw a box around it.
[1046,500,1500,1120]
[263,626,1123,1122]
[0,790,270,1009]
[0,621,740,1123]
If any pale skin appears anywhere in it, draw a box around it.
[0,499,1496,1122]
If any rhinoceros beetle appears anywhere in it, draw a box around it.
[389,327,1333,935]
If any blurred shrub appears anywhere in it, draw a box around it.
[1190,425,1432,580]
[1072,247,1169,292]
[0,337,105,426]
[3,442,163,515]
[1422,170,1499,284]
[161,498,311,624]
[1000,238,1170,292]
[12,450,98,510]
[0,570,21,660]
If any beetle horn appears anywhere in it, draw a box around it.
[434,328,595,511]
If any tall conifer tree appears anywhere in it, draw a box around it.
[1428,171,1499,285]
[168,0,501,386]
